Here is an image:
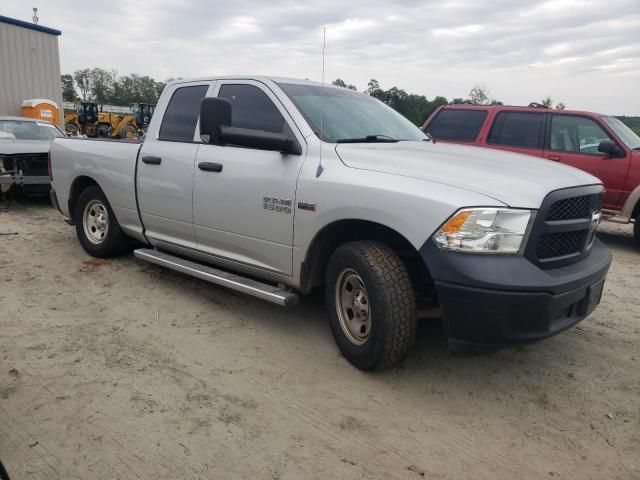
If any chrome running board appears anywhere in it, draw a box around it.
[134,248,299,306]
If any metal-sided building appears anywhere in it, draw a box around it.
[0,15,63,127]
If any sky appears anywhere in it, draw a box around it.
[3,0,640,114]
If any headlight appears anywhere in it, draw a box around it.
[433,208,533,254]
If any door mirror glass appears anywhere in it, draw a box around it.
[218,126,297,154]
[199,97,231,144]
[597,139,625,158]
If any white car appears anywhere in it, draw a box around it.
[0,116,65,194]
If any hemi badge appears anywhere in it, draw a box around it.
[297,201,316,212]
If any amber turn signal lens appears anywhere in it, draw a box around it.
[441,210,472,233]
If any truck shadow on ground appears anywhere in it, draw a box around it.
[595,229,637,253]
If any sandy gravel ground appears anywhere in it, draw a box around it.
[0,198,638,480]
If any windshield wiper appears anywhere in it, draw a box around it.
[336,134,398,144]
[422,132,436,143]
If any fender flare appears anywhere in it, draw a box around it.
[621,184,640,220]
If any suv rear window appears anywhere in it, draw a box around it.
[425,109,487,141]
[488,112,544,149]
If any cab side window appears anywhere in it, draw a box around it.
[218,84,287,134]
[549,115,612,155]
[488,112,544,148]
[159,85,209,142]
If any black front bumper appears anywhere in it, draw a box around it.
[421,239,612,352]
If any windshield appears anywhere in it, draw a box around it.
[0,120,65,141]
[602,116,640,150]
[277,83,427,143]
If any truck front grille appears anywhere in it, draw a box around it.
[0,153,49,177]
[536,230,588,259]
[546,195,591,221]
[525,186,603,269]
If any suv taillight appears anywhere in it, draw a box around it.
[48,150,53,182]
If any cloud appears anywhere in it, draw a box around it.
[2,0,639,113]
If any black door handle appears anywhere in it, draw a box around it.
[198,162,223,172]
[142,156,162,165]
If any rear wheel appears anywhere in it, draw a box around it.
[74,186,129,258]
[119,124,137,139]
[325,241,417,370]
[96,124,111,138]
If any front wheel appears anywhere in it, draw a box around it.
[634,213,640,247]
[325,241,417,371]
[74,185,129,258]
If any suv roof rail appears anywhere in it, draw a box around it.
[450,98,474,105]
[527,102,550,109]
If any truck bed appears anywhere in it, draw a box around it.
[50,137,145,240]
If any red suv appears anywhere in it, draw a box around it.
[422,105,640,244]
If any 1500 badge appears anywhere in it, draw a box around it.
[263,196,292,214]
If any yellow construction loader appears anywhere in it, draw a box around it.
[64,103,139,139]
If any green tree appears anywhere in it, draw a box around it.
[61,74,77,102]
[89,68,117,104]
[362,79,449,126]
[556,102,566,110]
[73,68,92,101]
[332,78,357,90]
[469,85,490,105]
[541,96,553,108]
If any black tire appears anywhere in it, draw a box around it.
[74,185,129,258]
[119,124,137,139]
[325,241,417,371]
[96,124,111,138]
[634,213,640,247]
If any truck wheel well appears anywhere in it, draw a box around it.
[300,220,434,299]
[68,176,100,220]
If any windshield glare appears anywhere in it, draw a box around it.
[602,116,640,150]
[278,83,427,143]
[0,120,64,141]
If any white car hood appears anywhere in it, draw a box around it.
[335,141,601,208]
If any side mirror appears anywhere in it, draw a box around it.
[598,139,625,158]
[218,126,301,155]
[200,97,231,144]
[199,97,301,155]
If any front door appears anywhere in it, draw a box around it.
[193,80,306,275]
[543,114,631,209]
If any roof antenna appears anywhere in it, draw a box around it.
[316,27,326,178]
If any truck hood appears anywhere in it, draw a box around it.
[335,141,601,208]
[0,140,51,155]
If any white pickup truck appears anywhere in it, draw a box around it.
[50,76,612,370]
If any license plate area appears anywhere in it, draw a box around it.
[579,278,605,316]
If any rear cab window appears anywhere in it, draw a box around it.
[425,109,487,142]
[488,111,545,149]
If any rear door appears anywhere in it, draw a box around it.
[137,82,212,248]
[543,114,630,209]
[192,80,306,275]
[486,111,546,157]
